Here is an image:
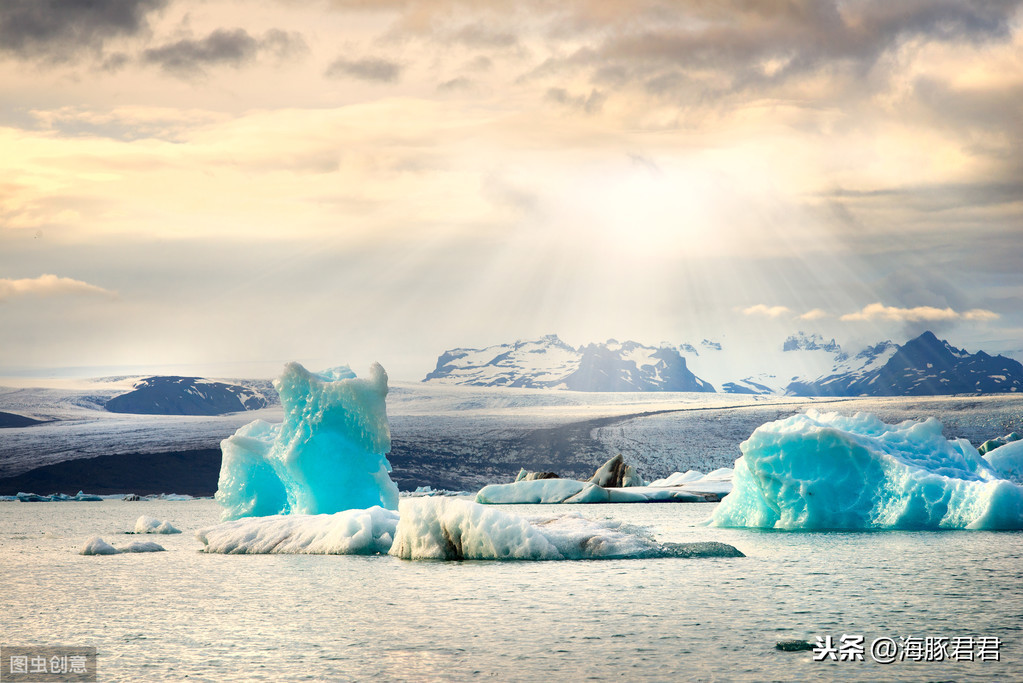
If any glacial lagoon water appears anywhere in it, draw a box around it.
[2,499,1022,681]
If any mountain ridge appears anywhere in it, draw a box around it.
[425,332,1023,397]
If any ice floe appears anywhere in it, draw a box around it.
[132,516,182,534]
[475,479,719,504]
[197,507,398,555]
[80,537,166,555]
[198,497,744,561]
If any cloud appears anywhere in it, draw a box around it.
[437,76,476,92]
[143,28,306,77]
[840,302,999,322]
[451,23,518,49]
[799,308,829,320]
[545,87,605,114]
[0,0,166,61]
[0,274,116,301]
[325,56,402,82]
[743,304,792,318]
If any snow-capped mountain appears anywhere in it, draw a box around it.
[425,331,1023,396]
[787,331,1023,396]
[105,376,277,415]
[423,335,714,392]
[678,332,848,395]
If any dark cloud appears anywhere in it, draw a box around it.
[0,0,166,61]
[563,1,1022,99]
[545,87,605,114]
[437,76,476,92]
[451,23,518,48]
[824,181,1023,213]
[325,56,402,82]
[143,28,306,77]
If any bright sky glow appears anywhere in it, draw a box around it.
[1,0,1021,379]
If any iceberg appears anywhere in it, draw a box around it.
[198,497,744,561]
[216,362,398,520]
[712,410,1023,530]
[80,537,166,555]
[132,516,182,534]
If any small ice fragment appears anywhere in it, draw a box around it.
[133,516,182,534]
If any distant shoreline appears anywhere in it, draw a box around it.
[0,448,222,497]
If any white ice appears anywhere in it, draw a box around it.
[215,362,398,520]
[475,479,721,504]
[198,497,743,561]
[197,507,398,554]
[133,516,182,534]
[80,536,166,555]
[712,410,1023,530]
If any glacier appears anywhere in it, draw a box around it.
[215,362,398,520]
[199,497,744,561]
[712,410,1023,530]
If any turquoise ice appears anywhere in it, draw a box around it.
[712,410,1023,530]
[215,362,399,520]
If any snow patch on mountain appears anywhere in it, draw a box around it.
[424,336,713,392]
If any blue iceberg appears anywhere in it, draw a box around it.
[712,410,1023,530]
[216,362,399,520]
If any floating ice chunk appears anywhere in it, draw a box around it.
[477,479,589,504]
[645,468,733,495]
[197,507,399,554]
[984,440,1023,484]
[16,492,51,502]
[712,410,1023,530]
[81,537,118,555]
[80,536,165,555]
[390,498,741,560]
[215,362,399,520]
[119,541,166,553]
[476,479,719,504]
[133,516,182,534]
[197,498,743,560]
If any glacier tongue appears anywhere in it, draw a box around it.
[712,410,1023,530]
[215,362,398,520]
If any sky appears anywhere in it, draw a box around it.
[1,0,1022,381]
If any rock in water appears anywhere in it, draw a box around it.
[216,362,399,520]
[776,640,814,652]
[589,454,643,488]
[712,410,1023,530]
